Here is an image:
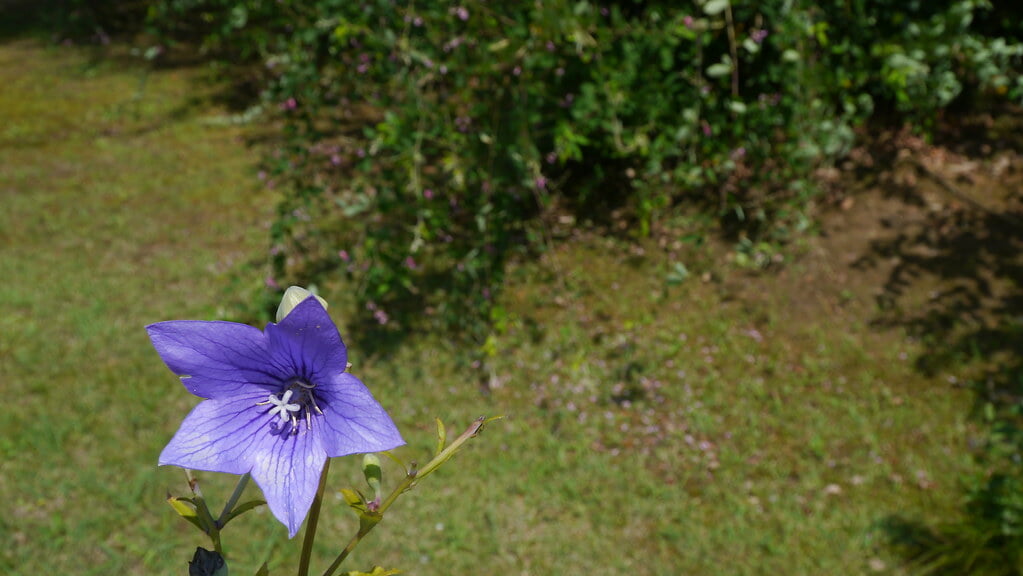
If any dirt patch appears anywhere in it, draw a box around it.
[725,122,1023,394]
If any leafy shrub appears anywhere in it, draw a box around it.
[141,0,1023,353]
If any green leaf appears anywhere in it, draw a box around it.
[435,418,447,457]
[703,0,729,16]
[340,487,366,511]
[220,499,266,527]
[706,62,732,77]
[168,495,206,532]
[728,101,747,114]
[343,568,400,576]
[414,416,502,482]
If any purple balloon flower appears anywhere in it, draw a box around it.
[147,296,404,537]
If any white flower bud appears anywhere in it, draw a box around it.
[276,286,328,322]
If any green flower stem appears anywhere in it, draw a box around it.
[218,473,251,526]
[319,523,373,576]
[298,459,332,576]
[321,417,490,576]
[321,469,419,576]
[186,469,224,555]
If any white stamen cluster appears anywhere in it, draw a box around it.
[258,381,325,434]
[265,390,301,423]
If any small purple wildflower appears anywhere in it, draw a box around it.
[423,188,434,200]
[148,295,404,538]
[454,6,469,21]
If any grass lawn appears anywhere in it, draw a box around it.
[0,37,997,575]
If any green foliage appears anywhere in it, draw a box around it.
[0,39,996,573]
[140,0,1023,349]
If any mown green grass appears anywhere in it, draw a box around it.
[0,39,983,576]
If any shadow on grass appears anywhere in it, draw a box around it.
[852,130,1023,574]
[882,511,1023,576]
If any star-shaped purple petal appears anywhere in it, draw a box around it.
[148,296,404,537]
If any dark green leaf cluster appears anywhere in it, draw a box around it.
[140,0,1023,348]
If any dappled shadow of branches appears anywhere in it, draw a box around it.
[859,133,1023,573]
[853,177,1023,392]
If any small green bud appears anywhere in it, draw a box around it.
[276,286,328,322]
[363,453,382,502]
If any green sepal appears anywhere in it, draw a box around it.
[219,499,266,528]
[362,454,382,502]
[168,495,207,533]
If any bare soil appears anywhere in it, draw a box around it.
[726,119,1023,397]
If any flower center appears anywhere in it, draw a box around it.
[257,380,324,434]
